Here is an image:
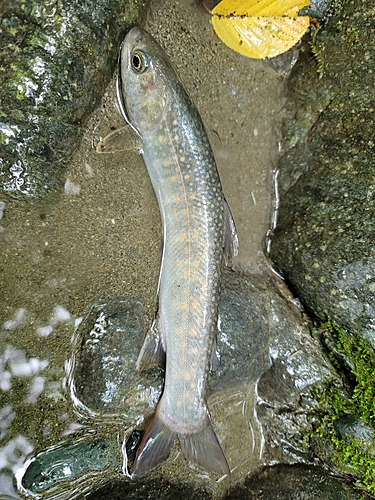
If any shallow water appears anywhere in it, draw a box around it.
[0,1,298,497]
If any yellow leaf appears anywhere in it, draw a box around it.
[211,0,310,59]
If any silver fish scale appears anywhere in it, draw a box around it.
[142,98,224,433]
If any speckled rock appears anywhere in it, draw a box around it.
[0,0,140,199]
[269,0,375,348]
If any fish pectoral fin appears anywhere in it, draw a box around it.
[136,320,166,371]
[179,415,230,476]
[95,125,142,153]
[131,413,176,477]
[223,198,239,263]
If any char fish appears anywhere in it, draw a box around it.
[118,26,238,476]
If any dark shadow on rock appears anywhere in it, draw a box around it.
[225,464,365,500]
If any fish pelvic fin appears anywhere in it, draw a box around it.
[179,415,230,476]
[131,412,176,477]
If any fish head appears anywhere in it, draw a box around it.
[119,27,177,135]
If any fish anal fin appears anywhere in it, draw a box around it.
[223,198,239,263]
[136,320,165,371]
[179,415,230,475]
[131,413,176,477]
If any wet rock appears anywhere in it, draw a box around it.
[86,465,365,500]
[87,465,364,500]
[20,270,338,498]
[301,0,333,21]
[334,415,375,455]
[87,476,212,500]
[21,438,119,494]
[0,0,140,199]
[269,0,375,348]
[225,464,364,500]
[69,297,163,420]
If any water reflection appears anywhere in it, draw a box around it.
[0,345,49,394]
[0,344,49,497]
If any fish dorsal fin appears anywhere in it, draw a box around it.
[223,198,239,262]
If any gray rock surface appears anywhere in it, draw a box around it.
[269,0,375,348]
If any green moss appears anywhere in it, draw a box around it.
[310,33,329,76]
[313,322,375,495]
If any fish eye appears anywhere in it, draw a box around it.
[131,50,149,74]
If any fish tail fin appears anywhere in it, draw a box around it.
[131,411,176,477]
[131,410,230,477]
[179,414,230,475]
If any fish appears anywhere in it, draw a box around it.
[118,26,238,477]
